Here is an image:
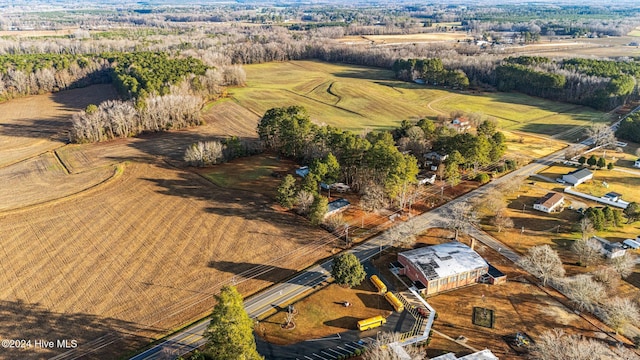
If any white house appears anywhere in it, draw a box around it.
[634,159,640,168]
[325,198,350,217]
[446,118,471,132]
[590,236,626,259]
[533,192,565,213]
[562,168,593,186]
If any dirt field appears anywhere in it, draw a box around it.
[0,84,119,167]
[0,86,340,358]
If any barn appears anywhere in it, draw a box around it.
[398,241,489,296]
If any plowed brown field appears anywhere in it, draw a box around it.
[0,88,334,359]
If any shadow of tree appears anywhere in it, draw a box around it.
[0,300,158,360]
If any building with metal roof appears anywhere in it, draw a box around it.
[398,241,489,296]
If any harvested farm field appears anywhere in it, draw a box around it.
[0,84,119,167]
[0,161,335,359]
[0,85,337,359]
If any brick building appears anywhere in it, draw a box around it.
[398,241,489,296]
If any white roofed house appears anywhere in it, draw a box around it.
[562,168,593,186]
[397,242,491,296]
[533,192,565,213]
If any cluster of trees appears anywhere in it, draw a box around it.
[392,58,469,89]
[616,112,640,143]
[184,138,262,167]
[69,91,202,143]
[496,56,638,110]
[530,328,640,360]
[0,54,111,100]
[259,106,419,206]
[583,206,624,231]
[105,52,208,100]
[519,244,639,333]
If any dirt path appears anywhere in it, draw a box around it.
[426,94,455,116]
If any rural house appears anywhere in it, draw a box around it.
[562,168,593,186]
[533,192,565,213]
[325,198,350,217]
[431,349,499,360]
[590,236,626,259]
[397,241,490,296]
[446,118,471,132]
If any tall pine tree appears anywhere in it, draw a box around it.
[205,286,262,360]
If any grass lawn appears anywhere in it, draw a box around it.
[503,131,567,159]
[257,282,393,345]
[539,164,640,204]
[208,60,608,136]
[200,154,297,196]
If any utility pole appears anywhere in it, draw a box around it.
[522,204,526,213]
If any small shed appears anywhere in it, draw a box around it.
[562,168,593,186]
[602,192,622,202]
[590,236,626,259]
[623,239,640,250]
[295,166,309,178]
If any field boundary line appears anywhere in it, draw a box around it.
[282,89,366,118]
[0,163,124,216]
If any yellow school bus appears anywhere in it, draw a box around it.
[384,291,404,312]
[357,315,386,331]
[370,275,387,294]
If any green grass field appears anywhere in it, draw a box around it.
[212,60,608,134]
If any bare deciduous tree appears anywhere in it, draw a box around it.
[593,267,621,294]
[571,237,602,267]
[599,297,640,332]
[562,274,606,312]
[580,218,595,241]
[491,209,514,233]
[609,253,637,279]
[529,328,620,360]
[446,201,478,240]
[517,245,565,286]
[586,123,616,148]
[360,183,388,212]
[184,141,225,167]
[295,190,314,215]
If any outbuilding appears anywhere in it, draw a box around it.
[562,168,593,186]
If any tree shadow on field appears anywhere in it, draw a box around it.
[0,84,119,142]
[141,171,330,244]
[0,300,158,360]
[207,260,326,285]
[332,68,396,81]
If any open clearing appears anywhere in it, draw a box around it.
[213,60,608,134]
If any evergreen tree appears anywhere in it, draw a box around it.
[309,196,329,225]
[578,156,587,165]
[597,157,606,168]
[587,155,598,167]
[331,253,365,288]
[276,175,297,209]
[624,202,640,223]
[205,286,262,360]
